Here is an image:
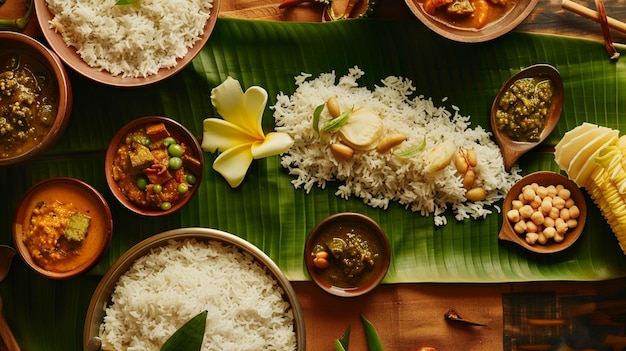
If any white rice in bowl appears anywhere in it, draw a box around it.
[99,239,297,351]
[46,0,213,78]
[272,66,522,225]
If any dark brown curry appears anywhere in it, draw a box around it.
[0,51,58,159]
[419,0,517,29]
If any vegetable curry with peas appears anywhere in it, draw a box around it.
[419,0,517,29]
[111,122,202,211]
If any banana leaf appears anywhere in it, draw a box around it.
[1,18,626,350]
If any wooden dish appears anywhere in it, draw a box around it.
[12,177,113,279]
[491,64,564,171]
[405,0,538,43]
[498,171,587,254]
[305,212,391,297]
[34,0,220,87]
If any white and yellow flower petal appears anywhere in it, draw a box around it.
[210,77,266,139]
[201,118,258,153]
[251,132,294,159]
[212,143,255,188]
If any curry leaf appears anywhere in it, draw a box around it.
[115,0,139,5]
[321,107,353,133]
[312,103,324,137]
[160,311,207,351]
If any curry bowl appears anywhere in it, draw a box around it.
[0,31,72,166]
[498,171,587,254]
[491,64,564,171]
[84,227,305,350]
[305,212,391,297]
[34,0,220,87]
[405,0,539,42]
[12,177,113,279]
[105,116,203,216]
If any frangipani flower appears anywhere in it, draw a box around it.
[202,77,294,188]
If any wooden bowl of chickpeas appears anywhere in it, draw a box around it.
[499,171,587,254]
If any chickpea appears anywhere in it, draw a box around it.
[526,221,538,233]
[519,205,534,219]
[512,200,524,210]
[529,195,542,209]
[522,187,536,202]
[530,211,544,226]
[543,226,556,239]
[540,198,553,215]
[569,205,580,219]
[554,232,565,243]
[537,232,548,245]
[565,198,575,209]
[530,183,539,191]
[536,186,548,198]
[514,221,527,234]
[558,188,571,200]
[507,209,521,222]
[552,196,565,210]
[546,185,557,197]
[555,218,568,235]
[525,232,539,245]
[566,218,578,229]
[549,207,560,220]
[543,216,555,229]
[560,208,571,221]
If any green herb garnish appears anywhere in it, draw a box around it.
[321,107,353,133]
[160,311,207,351]
[360,314,383,351]
[115,0,139,5]
[394,135,426,158]
[334,325,351,351]
[312,103,324,137]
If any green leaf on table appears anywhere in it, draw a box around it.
[160,311,207,351]
[361,314,383,351]
[334,325,351,351]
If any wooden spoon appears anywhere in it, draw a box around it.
[0,245,20,351]
[490,64,564,171]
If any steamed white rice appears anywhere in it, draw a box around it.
[272,67,522,225]
[99,239,297,351]
[46,0,213,78]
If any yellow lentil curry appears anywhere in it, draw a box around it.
[22,184,108,273]
[0,51,59,159]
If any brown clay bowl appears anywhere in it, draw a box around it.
[12,177,113,279]
[0,31,72,166]
[105,116,203,216]
[34,0,220,87]
[305,212,391,297]
[405,0,538,43]
[498,171,587,254]
[491,64,564,171]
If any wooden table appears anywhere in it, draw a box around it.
[1,0,626,350]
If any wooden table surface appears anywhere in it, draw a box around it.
[1,0,626,350]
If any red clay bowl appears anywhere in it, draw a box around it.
[405,0,539,43]
[305,212,391,297]
[12,177,113,279]
[105,116,203,216]
[499,171,587,254]
[34,0,220,87]
[0,31,72,166]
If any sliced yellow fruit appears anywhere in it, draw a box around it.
[568,128,619,185]
[338,107,384,151]
[554,122,597,165]
[554,125,614,171]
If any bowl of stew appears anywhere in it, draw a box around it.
[0,31,72,166]
[404,0,539,42]
[12,177,113,279]
[304,212,391,297]
[105,116,204,216]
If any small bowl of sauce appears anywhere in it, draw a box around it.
[12,177,113,279]
[304,212,391,297]
[490,64,564,171]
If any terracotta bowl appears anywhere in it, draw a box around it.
[405,0,539,43]
[83,227,306,350]
[498,171,587,254]
[105,116,203,216]
[12,177,113,279]
[0,31,72,166]
[305,212,391,297]
[34,0,220,87]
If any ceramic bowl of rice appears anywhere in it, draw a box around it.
[84,227,305,351]
[34,0,220,87]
